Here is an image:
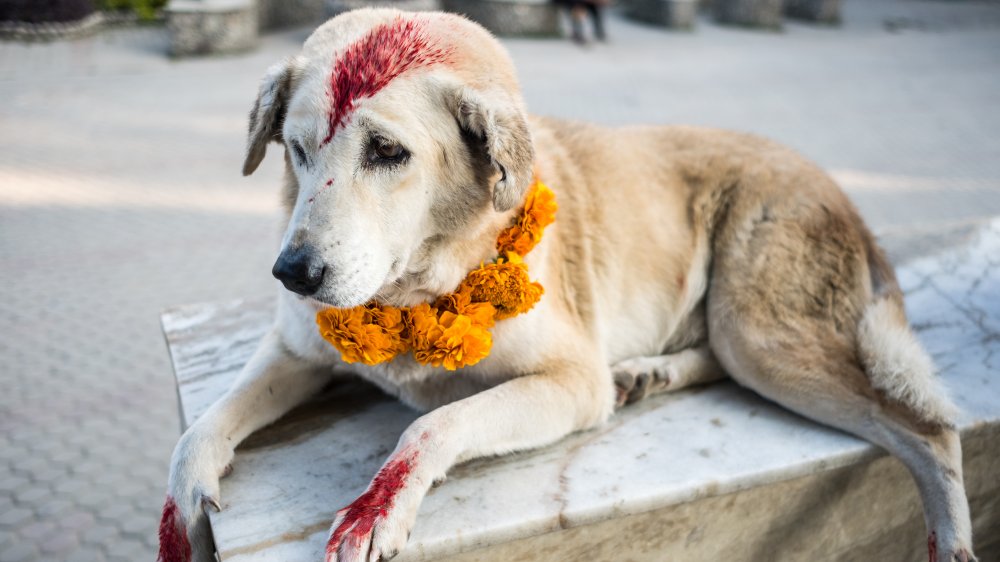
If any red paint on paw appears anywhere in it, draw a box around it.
[157,495,191,562]
[320,18,451,147]
[326,448,417,559]
[927,531,937,562]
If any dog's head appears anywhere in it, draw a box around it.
[243,9,534,308]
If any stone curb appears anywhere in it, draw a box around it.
[0,12,105,42]
[0,11,164,43]
[325,0,441,18]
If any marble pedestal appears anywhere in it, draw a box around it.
[441,0,561,37]
[161,219,1000,561]
[624,0,699,30]
[325,0,441,19]
[165,0,258,57]
[784,0,840,24]
[712,0,783,30]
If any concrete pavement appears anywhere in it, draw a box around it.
[1,0,999,560]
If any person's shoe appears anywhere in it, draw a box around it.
[593,19,607,41]
[571,19,587,45]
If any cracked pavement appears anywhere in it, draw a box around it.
[2,0,1000,560]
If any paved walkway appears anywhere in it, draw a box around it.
[1,1,999,560]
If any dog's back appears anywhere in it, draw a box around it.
[533,117,974,560]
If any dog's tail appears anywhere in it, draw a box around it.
[855,238,956,430]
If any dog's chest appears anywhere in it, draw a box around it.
[595,243,711,364]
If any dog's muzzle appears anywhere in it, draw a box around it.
[272,245,326,297]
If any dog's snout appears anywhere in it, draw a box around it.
[272,246,326,296]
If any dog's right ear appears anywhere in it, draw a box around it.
[242,60,294,176]
[448,85,535,212]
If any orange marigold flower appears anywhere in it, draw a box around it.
[315,177,555,371]
[407,297,494,371]
[495,224,529,256]
[523,180,558,232]
[316,303,408,366]
[406,302,444,353]
[414,311,493,370]
[460,257,543,320]
[497,181,557,256]
[434,285,497,328]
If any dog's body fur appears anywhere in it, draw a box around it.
[157,9,976,562]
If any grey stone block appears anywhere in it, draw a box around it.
[259,0,326,30]
[165,0,258,57]
[0,12,104,42]
[0,543,37,562]
[326,0,441,18]
[443,0,560,37]
[0,507,32,528]
[624,0,698,29]
[784,0,839,24]
[713,0,783,29]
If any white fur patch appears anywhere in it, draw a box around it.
[857,298,957,427]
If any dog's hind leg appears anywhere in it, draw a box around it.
[856,296,974,562]
[612,344,727,406]
[707,265,975,560]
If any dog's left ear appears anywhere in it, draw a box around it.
[450,86,535,212]
[242,59,294,176]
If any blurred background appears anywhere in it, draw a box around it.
[1,0,999,560]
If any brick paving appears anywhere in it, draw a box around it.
[1,1,999,560]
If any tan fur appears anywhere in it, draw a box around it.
[159,9,976,562]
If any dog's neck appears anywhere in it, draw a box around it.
[378,206,518,308]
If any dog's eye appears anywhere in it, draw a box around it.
[366,137,409,167]
[376,142,403,159]
[290,140,308,168]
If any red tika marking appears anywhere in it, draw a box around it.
[309,178,335,204]
[928,531,938,562]
[326,448,417,558]
[157,495,191,562]
[319,18,451,147]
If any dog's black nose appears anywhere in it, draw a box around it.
[272,246,326,296]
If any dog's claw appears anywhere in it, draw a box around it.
[220,463,233,478]
[202,495,221,513]
[954,549,977,562]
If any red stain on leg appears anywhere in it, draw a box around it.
[928,531,937,562]
[157,495,191,562]
[320,17,451,147]
[326,448,417,559]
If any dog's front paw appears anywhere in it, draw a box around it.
[156,491,218,562]
[325,451,423,562]
[928,531,978,562]
[612,357,676,406]
[157,433,233,562]
[950,550,977,562]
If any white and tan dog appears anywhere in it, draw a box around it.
[157,9,977,562]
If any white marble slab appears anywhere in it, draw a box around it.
[160,219,1000,562]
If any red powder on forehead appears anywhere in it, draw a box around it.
[320,18,451,147]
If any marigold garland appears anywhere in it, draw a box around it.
[316,178,557,370]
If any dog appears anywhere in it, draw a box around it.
[157,9,976,562]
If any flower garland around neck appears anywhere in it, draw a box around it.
[316,178,557,371]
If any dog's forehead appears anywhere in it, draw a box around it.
[293,11,455,145]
